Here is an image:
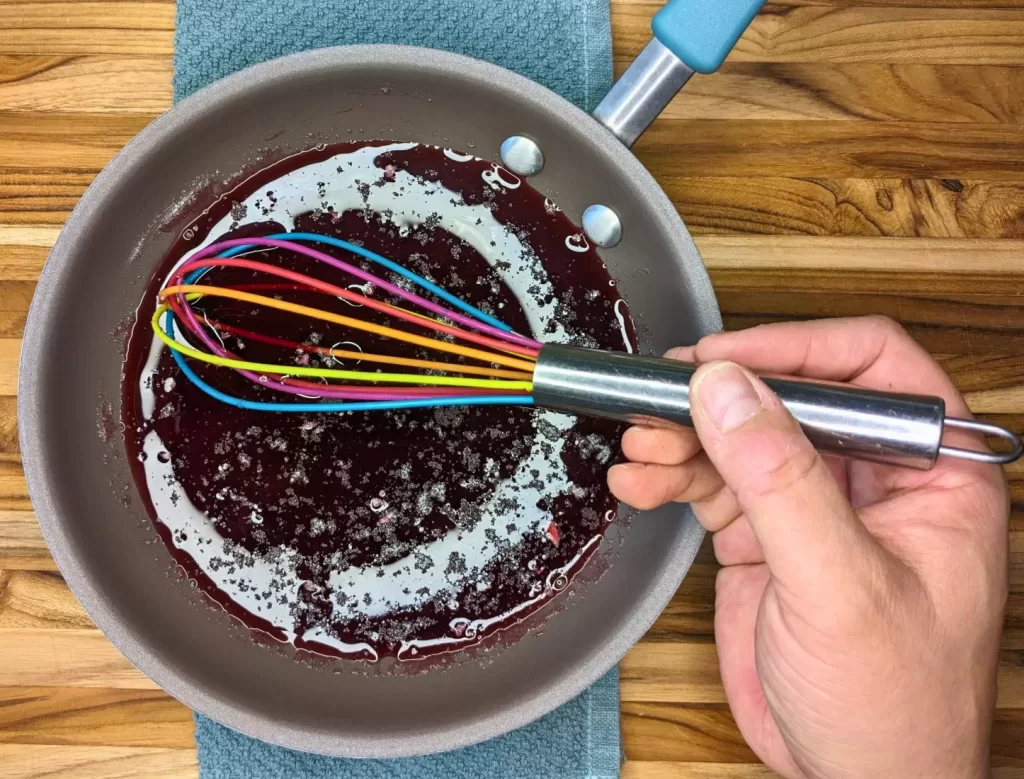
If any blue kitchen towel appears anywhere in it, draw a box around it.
[175,0,620,776]
[174,0,613,112]
[194,668,620,779]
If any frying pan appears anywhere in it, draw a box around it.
[20,0,763,758]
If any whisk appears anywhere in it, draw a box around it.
[154,232,1022,471]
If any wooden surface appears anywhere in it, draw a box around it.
[1,0,1023,776]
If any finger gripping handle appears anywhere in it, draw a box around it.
[652,0,766,74]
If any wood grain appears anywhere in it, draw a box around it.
[647,64,1024,124]
[665,179,1024,238]
[0,513,53,571]
[0,172,96,225]
[0,629,158,689]
[0,4,174,56]
[0,687,193,747]
[625,704,1024,767]
[0,285,34,338]
[634,120,1024,180]
[621,643,727,704]
[696,236,1024,276]
[0,744,196,779]
[622,703,757,763]
[0,399,20,452]
[614,6,1024,64]
[713,290,1024,356]
[0,226,59,276]
[622,765,778,779]
[0,456,30,511]
[0,112,155,171]
[0,570,90,627]
[0,56,172,113]
[0,339,19,395]
[1,0,1023,776]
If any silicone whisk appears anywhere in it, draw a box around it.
[153,232,542,413]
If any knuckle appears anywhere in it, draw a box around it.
[657,431,692,465]
[703,498,741,535]
[865,314,905,338]
[675,453,726,501]
[683,466,726,505]
[663,466,697,504]
[714,566,742,608]
[743,442,820,503]
[623,467,690,511]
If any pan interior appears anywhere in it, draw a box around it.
[21,47,716,757]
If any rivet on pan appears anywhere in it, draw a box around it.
[499,136,545,177]
[582,205,622,248]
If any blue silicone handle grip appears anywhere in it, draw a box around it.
[652,0,766,74]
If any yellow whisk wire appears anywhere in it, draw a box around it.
[316,346,531,380]
[151,305,534,392]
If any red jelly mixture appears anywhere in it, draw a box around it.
[122,142,636,661]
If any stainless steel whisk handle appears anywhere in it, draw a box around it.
[532,345,1023,471]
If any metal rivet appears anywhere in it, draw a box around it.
[500,136,545,177]
[582,205,622,248]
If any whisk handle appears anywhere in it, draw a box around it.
[532,344,1023,470]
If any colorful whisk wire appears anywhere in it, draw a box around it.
[153,232,543,413]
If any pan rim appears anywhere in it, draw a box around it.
[19,43,721,757]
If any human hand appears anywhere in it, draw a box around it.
[608,317,1009,779]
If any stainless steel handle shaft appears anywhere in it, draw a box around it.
[592,39,694,148]
[532,345,1023,470]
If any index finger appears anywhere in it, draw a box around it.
[682,316,970,418]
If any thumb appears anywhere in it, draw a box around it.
[689,361,880,594]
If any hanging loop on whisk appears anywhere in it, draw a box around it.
[940,417,1024,465]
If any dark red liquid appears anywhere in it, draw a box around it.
[122,142,636,661]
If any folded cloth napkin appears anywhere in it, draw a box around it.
[175,0,620,776]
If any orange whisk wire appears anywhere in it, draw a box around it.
[204,318,534,381]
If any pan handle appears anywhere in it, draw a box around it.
[593,0,767,147]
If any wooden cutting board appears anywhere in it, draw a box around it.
[0,1,1022,776]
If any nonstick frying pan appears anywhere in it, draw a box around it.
[21,0,765,758]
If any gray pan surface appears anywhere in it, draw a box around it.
[19,46,721,757]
